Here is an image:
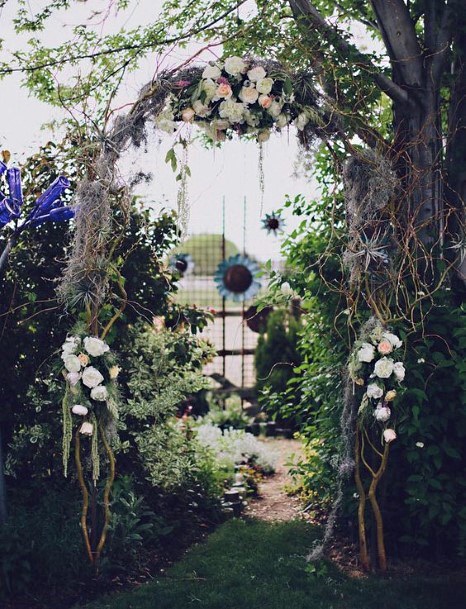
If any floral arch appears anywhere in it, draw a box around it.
[59,56,403,571]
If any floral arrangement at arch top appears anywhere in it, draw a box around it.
[348,320,405,443]
[155,57,323,142]
[61,333,120,480]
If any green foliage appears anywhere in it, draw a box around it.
[201,396,252,430]
[173,233,239,276]
[80,519,466,609]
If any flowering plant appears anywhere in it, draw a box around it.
[348,320,405,444]
[155,57,321,142]
[60,332,120,479]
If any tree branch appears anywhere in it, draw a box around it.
[288,0,409,104]
[370,0,423,87]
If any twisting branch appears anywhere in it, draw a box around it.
[288,0,409,104]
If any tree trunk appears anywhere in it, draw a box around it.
[0,425,7,524]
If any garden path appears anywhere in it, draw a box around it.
[245,437,303,521]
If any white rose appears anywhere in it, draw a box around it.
[247,66,267,82]
[256,77,274,94]
[83,336,109,358]
[357,343,375,363]
[82,366,104,388]
[374,406,391,422]
[374,357,394,378]
[383,332,402,349]
[79,421,94,436]
[90,385,108,401]
[193,100,211,117]
[66,372,81,386]
[267,101,282,118]
[218,100,245,124]
[72,404,88,416]
[383,428,397,443]
[393,362,406,382]
[366,383,383,399]
[224,56,247,75]
[202,64,221,80]
[202,78,217,100]
[276,113,289,128]
[61,336,80,357]
[64,355,81,373]
[238,86,259,104]
[295,112,309,131]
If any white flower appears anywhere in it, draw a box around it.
[374,406,391,422]
[224,56,247,76]
[366,383,383,399]
[109,365,120,380]
[247,66,267,82]
[181,107,195,122]
[276,113,289,128]
[267,100,282,118]
[193,100,210,117]
[258,94,272,109]
[244,109,260,127]
[66,372,81,386]
[238,85,259,104]
[393,362,406,382]
[416,441,425,448]
[216,82,233,99]
[357,342,375,363]
[295,112,309,131]
[383,332,402,349]
[61,336,80,358]
[280,281,293,296]
[83,336,109,358]
[383,428,397,443]
[202,78,217,100]
[202,64,221,80]
[218,99,245,124]
[256,77,274,94]
[90,385,108,401]
[374,357,394,378]
[417,358,425,364]
[257,129,270,143]
[71,405,88,416]
[82,366,104,388]
[63,355,81,373]
[79,421,94,436]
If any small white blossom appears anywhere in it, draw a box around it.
[416,441,425,448]
[366,383,383,399]
[72,405,88,416]
[393,361,406,382]
[383,428,397,443]
[90,385,108,401]
[79,421,94,436]
[383,332,402,349]
[357,343,375,363]
[374,406,391,422]
[63,355,81,373]
[66,372,81,386]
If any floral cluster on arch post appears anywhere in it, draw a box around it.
[155,56,319,142]
[348,320,405,443]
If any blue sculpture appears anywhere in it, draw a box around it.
[0,162,74,272]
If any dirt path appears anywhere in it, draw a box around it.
[245,437,303,521]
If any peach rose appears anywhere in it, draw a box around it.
[78,353,90,367]
[216,83,232,98]
[258,94,272,109]
[378,339,393,355]
[383,428,397,443]
[181,107,195,122]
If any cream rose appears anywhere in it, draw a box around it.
[267,101,282,118]
[224,56,247,76]
[256,77,274,94]
[393,362,406,381]
[90,385,108,401]
[83,336,109,357]
[357,343,375,363]
[61,336,80,358]
[247,66,267,82]
[374,406,391,422]
[82,366,104,388]
[218,100,245,123]
[239,86,259,104]
[193,100,210,117]
[66,372,81,386]
[72,405,88,416]
[374,357,394,378]
[79,421,94,436]
[383,428,397,443]
[202,64,221,80]
[181,107,195,122]
[64,355,81,373]
[366,383,383,399]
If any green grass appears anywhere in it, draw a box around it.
[78,520,466,609]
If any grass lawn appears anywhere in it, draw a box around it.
[78,519,466,609]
